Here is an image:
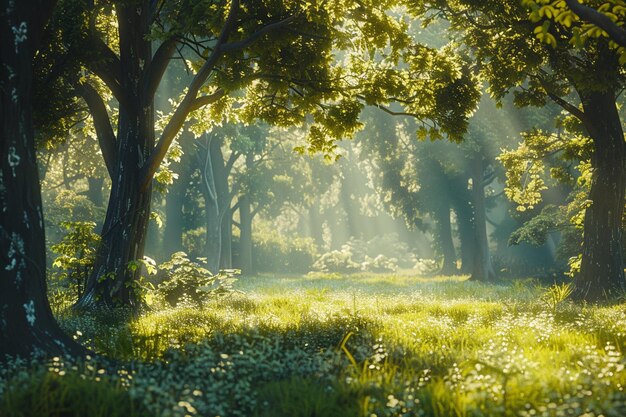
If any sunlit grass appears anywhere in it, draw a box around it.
[2,273,626,417]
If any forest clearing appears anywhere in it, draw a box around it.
[3,0,626,416]
[2,273,626,417]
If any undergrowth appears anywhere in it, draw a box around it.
[2,275,626,417]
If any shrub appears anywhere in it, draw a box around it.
[50,221,101,301]
[312,250,362,274]
[312,235,412,273]
[251,230,318,274]
[44,189,104,247]
[155,252,239,307]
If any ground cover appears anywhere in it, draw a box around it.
[1,274,625,417]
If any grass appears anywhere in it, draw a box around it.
[2,273,626,417]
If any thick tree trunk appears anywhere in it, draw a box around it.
[469,157,496,282]
[573,89,626,300]
[76,119,153,309]
[75,3,154,310]
[0,0,84,359]
[434,205,457,275]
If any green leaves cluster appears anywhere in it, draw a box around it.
[156,252,239,307]
[51,221,101,299]
[523,0,626,63]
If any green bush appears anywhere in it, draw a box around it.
[311,249,362,274]
[251,230,318,274]
[43,189,104,250]
[155,252,239,307]
[312,235,413,273]
[50,221,100,301]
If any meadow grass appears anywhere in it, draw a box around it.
[2,273,626,417]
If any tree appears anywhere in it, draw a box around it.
[356,108,462,274]
[408,0,626,300]
[0,0,83,359]
[48,0,478,309]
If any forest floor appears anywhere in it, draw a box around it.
[2,273,626,417]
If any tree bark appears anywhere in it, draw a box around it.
[434,204,457,275]
[573,89,626,300]
[212,140,232,269]
[86,176,105,207]
[469,156,496,282]
[196,134,224,273]
[453,197,475,274]
[0,0,84,359]
[75,2,154,310]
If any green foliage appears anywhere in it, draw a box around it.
[522,0,626,64]
[182,227,207,259]
[251,229,319,274]
[0,358,150,417]
[254,378,359,417]
[508,205,564,246]
[541,282,574,312]
[312,235,416,274]
[155,252,239,307]
[312,248,363,274]
[50,221,101,300]
[498,128,591,212]
[22,274,626,417]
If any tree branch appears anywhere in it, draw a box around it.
[188,89,226,112]
[137,0,241,191]
[84,36,128,107]
[143,38,178,100]
[74,82,117,177]
[225,151,242,174]
[565,0,626,47]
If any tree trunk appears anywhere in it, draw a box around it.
[162,161,192,257]
[212,140,232,269]
[86,176,105,207]
[220,207,233,269]
[203,192,221,273]
[308,206,325,249]
[573,89,626,300]
[75,3,154,310]
[454,198,475,274]
[0,0,84,359]
[469,157,496,282]
[434,204,457,275]
[197,135,224,273]
[239,194,253,275]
